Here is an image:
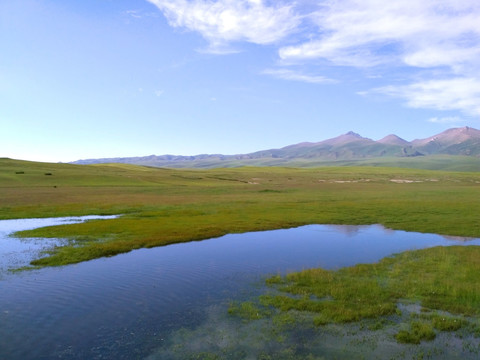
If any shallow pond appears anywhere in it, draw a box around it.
[1,218,480,359]
[0,215,118,274]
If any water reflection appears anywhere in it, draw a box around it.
[0,215,118,274]
[0,221,479,359]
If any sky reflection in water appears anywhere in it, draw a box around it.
[1,218,479,359]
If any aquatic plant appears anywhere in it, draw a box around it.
[230,246,480,345]
[395,321,436,344]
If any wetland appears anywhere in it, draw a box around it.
[2,159,480,358]
[2,222,480,359]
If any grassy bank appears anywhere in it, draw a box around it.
[1,158,480,267]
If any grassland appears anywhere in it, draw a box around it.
[4,157,480,356]
[80,154,480,172]
[1,157,480,268]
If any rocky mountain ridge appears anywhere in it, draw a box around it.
[73,127,480,168]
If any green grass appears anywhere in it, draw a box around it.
[5,158,480,356]
[2,158,480,268]
[430,314,466,331]
[244,246,480,345]
[393,313,468,344]
[395,321,436,344]
[228,301,270,321]
[93,154,480,172]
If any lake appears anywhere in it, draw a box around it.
[1,217,480,359]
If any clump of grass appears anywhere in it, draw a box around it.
[430,314,465,331]
[265,274,284,285]
[410,311,466,332]
[395,321,436,344]
[366,318,394,331]
[228,301,270,321]
[258,246,480,335]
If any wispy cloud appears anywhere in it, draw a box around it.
[279,0,480,71]
[375,77,480,116]
[262,68,334,84]
[149,0,480,115]
[125,10,143,19]
[428,116,463,124]
[147,0,300,52]
[124,9,159,20]
[279,0,480,115]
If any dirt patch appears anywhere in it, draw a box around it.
[319,179,372,183]
[390,179,423,183]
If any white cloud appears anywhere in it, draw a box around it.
[278,0,480,116]
[428,116,463,124]
[375,77,480,116]
[125,10,143,19]
[155,90,164,96]
[150,0,480,115]
[262,68,334,84]
[147,0,300,52]
[279,0,480,71]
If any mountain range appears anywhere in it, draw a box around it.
[73,127,480,170]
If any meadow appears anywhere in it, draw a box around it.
[3,157,480,356]
[1,157,480,268]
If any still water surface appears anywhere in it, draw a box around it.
[0,215,118,274]
[1,217,479,359]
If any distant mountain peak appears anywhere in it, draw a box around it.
[412,126,480,147]
[72,126,480,168]
[377,134,410,146]
[319,131,371,146]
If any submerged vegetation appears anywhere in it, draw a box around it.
[260,246,480,324]
[153,245,480,359]
[221,246,480,358]
[261,246,480,324]
[1,158,480,267]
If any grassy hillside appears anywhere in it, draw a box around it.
[95,154,480,171]
[72,127,480,170]
[317,155,480,172]
[1,158,480,268]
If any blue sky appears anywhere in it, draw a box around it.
[1,0,480,162]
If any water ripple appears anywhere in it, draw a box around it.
[1,223,480,359]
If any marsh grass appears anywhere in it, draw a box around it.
[4,158,480,357]
[395,321,436,344]
[412,312,466,332]
[164,296,480,359]
[227,246,478,347]
[2,158,480,267]
[228,301,271,321]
